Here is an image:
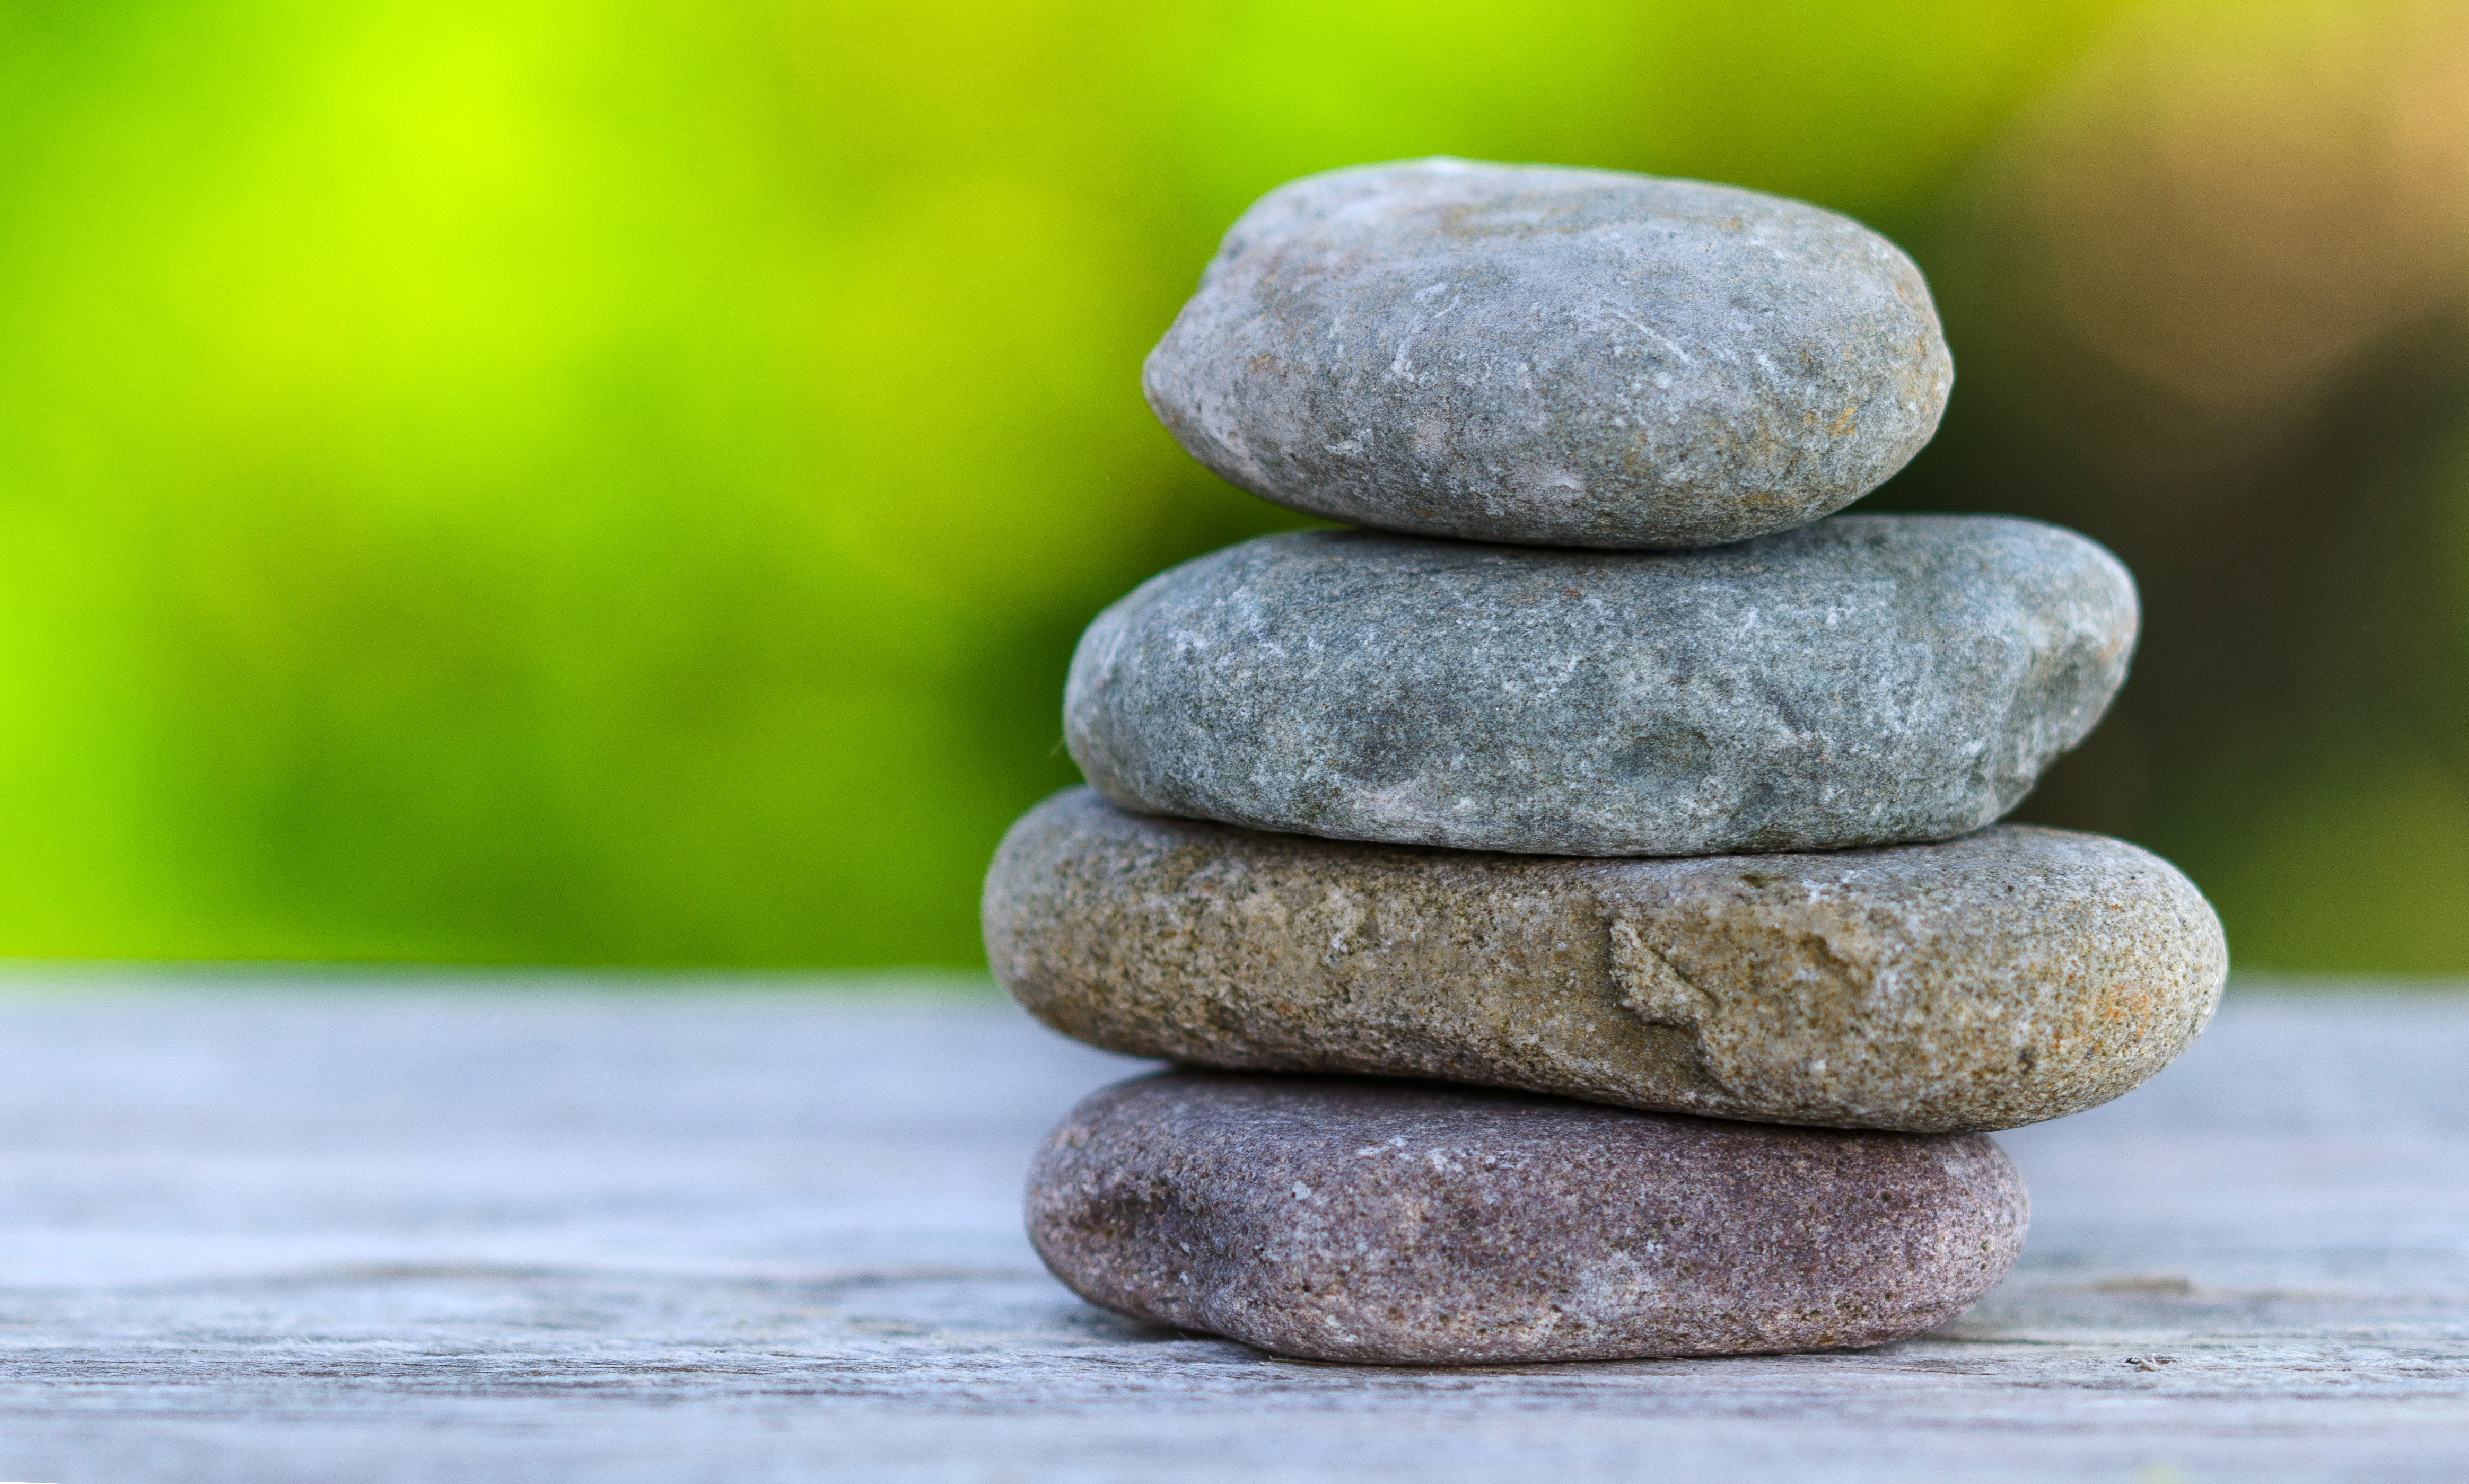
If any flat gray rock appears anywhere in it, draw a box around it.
[1029,1071,2027,1365]
[1143,158,1953,549]
[988,790,2226,1134]
[1065,516,2137,856]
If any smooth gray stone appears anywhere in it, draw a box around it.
[1143,158,1953,549]
[986,790,2227,1134]
[1028,1072,2028,1365]
[1064,516,2137,856]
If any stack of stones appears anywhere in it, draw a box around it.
[983,160,2228,1366]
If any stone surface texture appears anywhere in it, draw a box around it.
[1028,1070,2027,1365]
[988,790,2226,1134]
[1143,158,1953,549]
[1065,516,2137,857]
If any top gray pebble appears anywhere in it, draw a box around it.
[1144,159,1953,549]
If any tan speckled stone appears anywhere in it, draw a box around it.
[985,788,2227,1134]
[1028,1071,2028,1365]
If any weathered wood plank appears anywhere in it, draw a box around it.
[0,980,2461,1481]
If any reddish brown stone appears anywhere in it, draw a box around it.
[1028,1072,2028,1366]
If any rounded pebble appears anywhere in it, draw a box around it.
[988,789,2226,1134]
[1028,1072,2029,1365]
[1143,158,1953,549]
[1065,516,2137,857]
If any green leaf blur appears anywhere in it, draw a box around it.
[1,0,2462,970]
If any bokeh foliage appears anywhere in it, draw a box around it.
[0,0,2461,969]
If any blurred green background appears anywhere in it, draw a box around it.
[1,0,2463,969]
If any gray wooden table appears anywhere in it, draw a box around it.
[0,976,2461,1482]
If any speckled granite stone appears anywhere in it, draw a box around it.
[1064,517,2137,857]
[987,790,2225,1134]
[1028,1071,2027,1365]
[1143,159,1952,549]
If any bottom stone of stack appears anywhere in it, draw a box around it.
[1028,1072,2028,1366]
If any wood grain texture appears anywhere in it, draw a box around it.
[0,978,2461,1481]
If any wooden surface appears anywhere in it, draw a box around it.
[0,977,2462,1481]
